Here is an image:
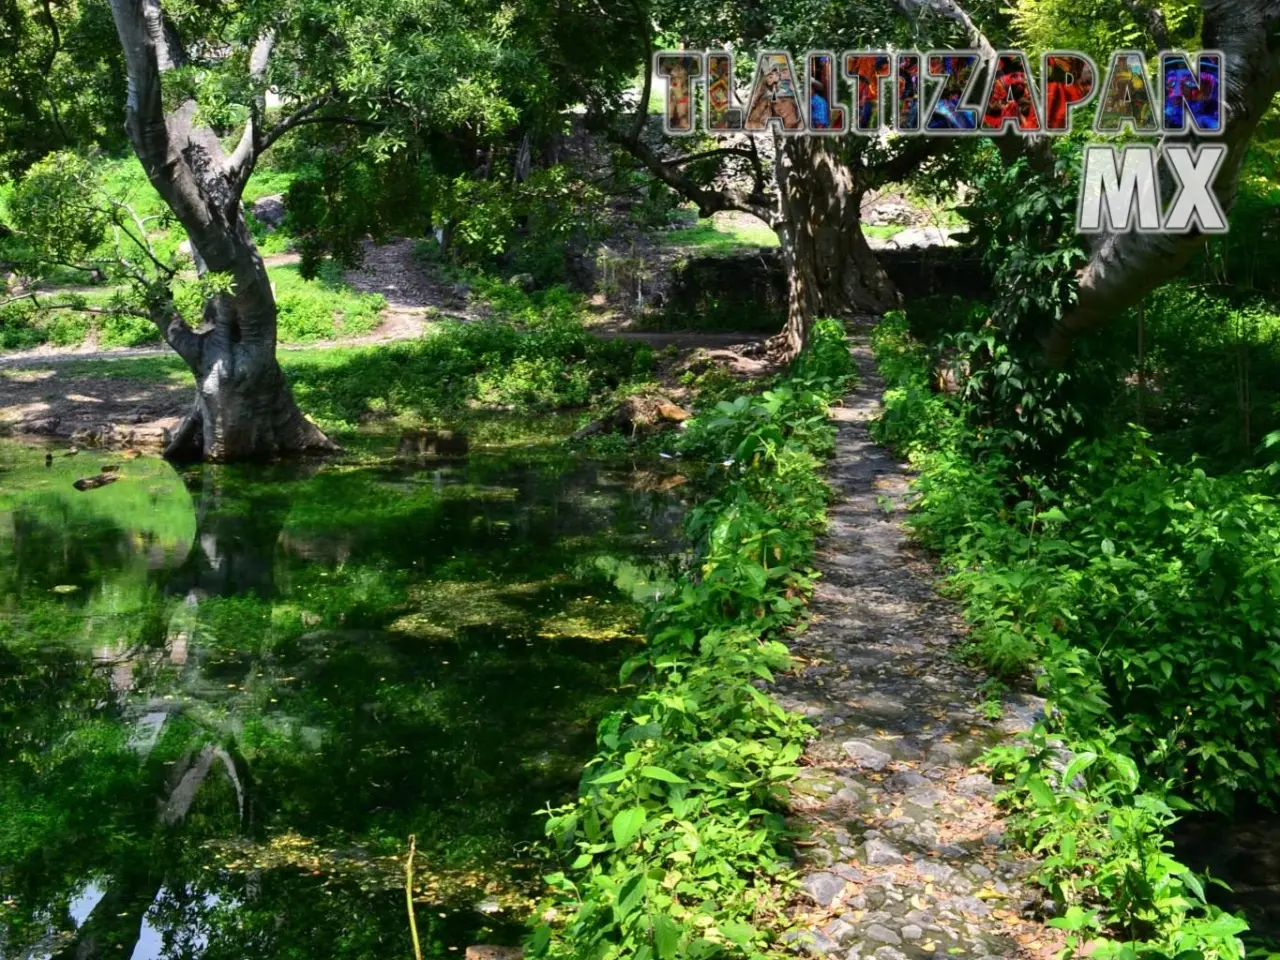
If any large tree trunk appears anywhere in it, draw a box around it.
[109,0,336,462]
[163,225,335,463]
[773,138,901,358]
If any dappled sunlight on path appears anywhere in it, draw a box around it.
[773,325,1056,960]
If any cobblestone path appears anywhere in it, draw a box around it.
[772,330,1058,960]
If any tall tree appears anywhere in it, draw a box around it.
[0,0,128,175]
[572,0,1022,357]
[103,0,342,461]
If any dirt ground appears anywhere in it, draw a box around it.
[0,237,775,449]
[0,367,189,448]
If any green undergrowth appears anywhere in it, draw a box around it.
[11,285,656,437]
[528,318,855,960]
[870,311,1263,960]
[271,262,385,342]
[287,324,654,435]
[0,261,384,351]
[0,152,365,351]
[657,217,780,254]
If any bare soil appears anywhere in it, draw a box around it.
[0,237,774,449]
[0,367,188,448]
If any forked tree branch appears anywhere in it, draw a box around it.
[226,30,278,190]
[1125,0,1171,49]
[609,27,777,225]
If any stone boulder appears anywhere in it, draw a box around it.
[249,194,287,231]
[864,200,917,226]
[396,428,469,458]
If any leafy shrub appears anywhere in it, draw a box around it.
[271,264,385,343]
[6,152,111,265]
[98,312,160,348]
[0,302,44,351]
[530,319,855,960]
[476,355,593,409]
[43,312,92,347]
[288,311,656,431]
[987,728,1248,959]
[430,166,606,285]
[869,312,1260,955]
[1130,284,1280,468]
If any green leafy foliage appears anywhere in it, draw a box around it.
[271,263,386,343]
[287,303,655,431]
[0,0,128,176]
[943,147,1139,464]
[988,730,1248,959]
[6,152,111,264]
[870,310,1260,957]
[529,319,855,960]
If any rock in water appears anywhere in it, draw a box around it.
[464,948,522,960]
[73,473,119,491]
[572,393,692,441]
[656,400,691,423]
[20,418,61,436]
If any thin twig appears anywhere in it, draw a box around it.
[405,835,424,960]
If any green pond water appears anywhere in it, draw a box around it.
[0,439,686,959]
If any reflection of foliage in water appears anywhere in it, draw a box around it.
[0,438,684,958]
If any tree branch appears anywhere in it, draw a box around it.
[869,138,946,186]
[109,0,175,176]
[3,290,148,319]
[226,30,277,192]
[609,123,776,224]
[1125,0,1170,49]
[147,297,205,367]
[37,0,71,144]
[259,106,384,154]
[3,288,201,368]
[1044,0,1280,363]
[662,148,761,168]
[630,26,653,145]
[905,0,1056,175]
[108,196,177,278]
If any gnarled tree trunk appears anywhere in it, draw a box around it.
[109,0,337,462]
[773,138,901,358]
[160,182,335,462]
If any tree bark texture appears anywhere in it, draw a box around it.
[1046,0,1280,361]
[773,138,901,358]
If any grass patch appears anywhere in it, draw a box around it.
[271,262,385,343]
[659,216,779,254]
[1,153,312,351]
[285,318,654,433]
[863,224,906,240]
[55,355,193,382]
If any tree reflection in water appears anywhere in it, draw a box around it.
[0,442,685,959]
